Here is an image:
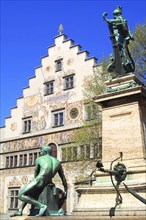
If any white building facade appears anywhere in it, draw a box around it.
[0,33,101,215]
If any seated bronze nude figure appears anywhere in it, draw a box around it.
[11,146,67,217]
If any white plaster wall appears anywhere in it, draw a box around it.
[1,34,98,141]
[4,174,33,214]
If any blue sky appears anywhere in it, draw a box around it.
[0,0,146,127]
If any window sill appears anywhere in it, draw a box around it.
[85,118,100,121]
[55,69,62,72]
[52,124,64,128]
[63,87,74,91]
[8,208,18,210]
[22,131,31,134]
[44,92,54,96]
[1,164,35,170]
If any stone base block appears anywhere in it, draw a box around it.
[74,183,146,217]
[9,215,146,220]
[73,208,146,217]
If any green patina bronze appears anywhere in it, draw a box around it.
[103,6,135,76]
[96,153,146,217]
[104,81,137,93]
[11,146,67,217]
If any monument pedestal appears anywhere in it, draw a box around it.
[95,74,146,164]
[73,74,146,217]
[9,215,146,220]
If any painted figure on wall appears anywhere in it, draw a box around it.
[102,6,135,76]
[11,146,67,217]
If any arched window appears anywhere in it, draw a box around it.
[49,143,57,158]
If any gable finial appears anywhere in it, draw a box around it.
[58,24,64,35]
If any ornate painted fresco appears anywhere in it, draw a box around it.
[67,58,73,65]
[2,130,74,153]
[8,176,22,187]
[10,122,17,131]
[66,100,83,124]
[7,66,83,135]
[23,93,48,131]
[24,94,39,110]
[21,176,29,185]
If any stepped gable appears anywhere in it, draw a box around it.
[0,33,98,135]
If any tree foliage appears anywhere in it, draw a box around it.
[82,57,108,99]
[129,23,146,84]
[73,105,102,146]
[73,58,109,160]
[73,102,102,160]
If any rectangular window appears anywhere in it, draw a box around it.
[45,81,54,95]
[55,59,62,72]
[85,145,90,159]
[14,155,18,167]
[24,154,27,165]
[19,155,23,166]
[66,147,72,161]
[29,153,33,165]
[93,139,102,159]
[80,146,85,159]
[64,75,74,90]
[61,143,101,162]
[54,112,63,126]
[62,148,67,162]
[34,152,38,163]
[9,188,19,210]
[19,154,27,166]
[52,110,64,127]
[61,146,78,162]
[6,157,9,168]
[79,145,90,160]
[85,104,100,121]
[72,147,78,161]
[23,118,32,133]
[93,145,99,158]
[10,156,13,167]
